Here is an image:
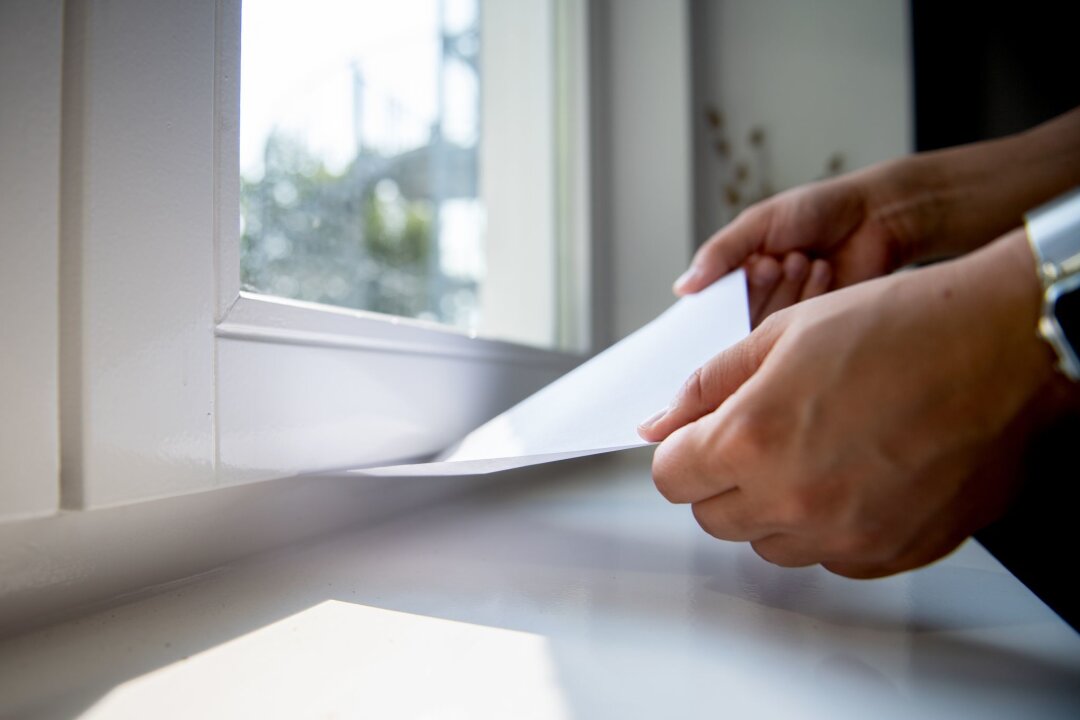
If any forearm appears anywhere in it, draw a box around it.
[868,107,1080,266]
[951,227,1080,423]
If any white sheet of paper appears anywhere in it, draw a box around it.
[351,271,750,476]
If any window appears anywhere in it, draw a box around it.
[237,0,586,351]
[57,0,592,507]
[239,0,483,332]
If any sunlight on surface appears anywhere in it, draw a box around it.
[79,601,570,719]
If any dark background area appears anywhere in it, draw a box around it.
[912,1,1079,149]
[911,1,1080,631]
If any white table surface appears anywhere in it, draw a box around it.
[1,448,1078,719]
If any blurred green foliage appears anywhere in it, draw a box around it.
[240,133,442,320]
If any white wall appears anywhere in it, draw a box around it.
[598,0,911,341]
[694,0,912,238]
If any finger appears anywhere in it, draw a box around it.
[799,259,832,301]
[674,205,772,295]
[753,252,809,325]
[637,317,785,442]
[650,422,738,504]
[822,536,964,579]
[750,533,822,568]
[746,255,783,321]
[689,489,775,541]
[821,509,970,579]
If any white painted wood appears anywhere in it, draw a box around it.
[209,0,585,485]
[214,332,574,485]
[58,0,581,507]
[607,0,695,340]
[60,0,218,508]
[0,0,63,521]
[0,462,486,639]
[210,0,579,483]
[214,0,242,322]
[218,292,576,364]
[555,0,595,353]
[1,450,1077,718]
[478,0,559,349]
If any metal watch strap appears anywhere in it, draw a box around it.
[1026,186,1080,289]
[1026,186,1080,381]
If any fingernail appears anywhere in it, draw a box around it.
[750,257,780,286]
[811,259,830,284]
[673,267,701,293]
[638,407,669,430]
[783,253,808,281]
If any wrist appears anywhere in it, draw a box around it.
[963,229,1072,414]
[857,153,952,269]
[909,109,1080,263]
[888,143,1009,263]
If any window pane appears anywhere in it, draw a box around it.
[240,0,486,332]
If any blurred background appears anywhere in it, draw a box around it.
[237,0,1076,352]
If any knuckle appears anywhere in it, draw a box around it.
[651,456,679,504]
[719,409,771,460]
[690,500,743,542]
[690,502,719,537]
[755,310,779,336]
[776,481,832,529]
[822,562,879,580]
[830,531,867,559]
[772,492,812,530]
[828,527,889,563]
[750,538,809,568]
[756,306,790,337]
[651,434,693,503]
[822,549,906,579]
[739,201,770,228]
[749,539,779,565]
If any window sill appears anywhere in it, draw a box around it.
[2,449,1079,718]
[219,292,583,366]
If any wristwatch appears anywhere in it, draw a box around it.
[1026,186,1080,381]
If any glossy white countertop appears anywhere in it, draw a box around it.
[1,448,1078,719]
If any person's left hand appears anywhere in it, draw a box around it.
[638,229,1059,577]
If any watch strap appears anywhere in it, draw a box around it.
[1026,186,1080,288]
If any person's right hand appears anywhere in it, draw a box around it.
[674,169,919,326]
[646,228,1064,578]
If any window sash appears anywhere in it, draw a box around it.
[60,0,591,508]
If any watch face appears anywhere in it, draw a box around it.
[1052,276,1080,357]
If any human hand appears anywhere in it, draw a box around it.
[677,107,1080,328]
[643,229,1059,578]
[675,171,913,326]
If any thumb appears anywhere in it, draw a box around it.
[638,316,784,442]
[674,204,772,295]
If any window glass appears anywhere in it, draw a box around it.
[240,0,486,331]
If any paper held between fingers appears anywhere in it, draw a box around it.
[350,270,750,477]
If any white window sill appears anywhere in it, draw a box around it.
[2,449,1078,718]
[219,291,583,366]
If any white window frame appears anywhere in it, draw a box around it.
[61,0,593,509]
[0,0,705,634]
[0,0,63,521]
